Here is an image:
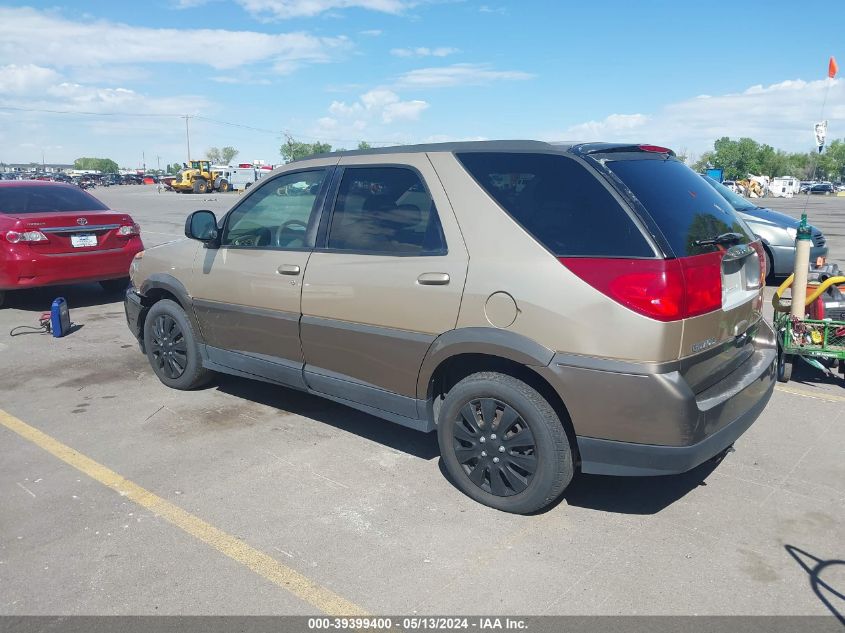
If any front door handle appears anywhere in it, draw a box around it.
[417,272,450,286]
[278,264,301,275]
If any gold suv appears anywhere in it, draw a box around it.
[125,141,777,513]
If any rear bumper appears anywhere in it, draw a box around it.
[0,241,142,290]
[537,320,777,476]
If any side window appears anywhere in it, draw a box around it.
[222,170,326,249]
[326,167,447,255]
[456,152,654,258]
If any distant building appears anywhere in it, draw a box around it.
[1,163,74,174]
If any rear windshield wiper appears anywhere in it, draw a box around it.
[693,232,744,247]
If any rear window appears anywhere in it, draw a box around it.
[602,158,753,256]
[456,152,653,257]
[0,186,108,214]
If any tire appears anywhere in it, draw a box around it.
[762,245,773,283]
[777,349,793,383]
[437,372,573,514]
[193,179,208,194]
[143,299,212,390]
[99,277,129,294]
[218,180,229,192]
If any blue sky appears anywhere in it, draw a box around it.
[1,0,844,168]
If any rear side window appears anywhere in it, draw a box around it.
[603,158,754,256]
[326,166,447,255]
[456,152,653,258]
[0,186,108,214]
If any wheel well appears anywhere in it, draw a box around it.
[427,353,579,460]
[139,288,183,333]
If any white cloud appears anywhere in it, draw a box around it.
[0,7,351,72]
[397,63,534,88]
[391,46,459,58]
[359,29,383,36]
[325,87,429,130]
[479,5,506,14]
[549,78,845,154]
[236,0,413,19]
[0,64,61,96]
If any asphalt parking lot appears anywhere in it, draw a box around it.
[0,186,843,617]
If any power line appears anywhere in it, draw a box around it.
[0,104,404,146]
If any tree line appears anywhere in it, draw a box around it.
[280,136,371,163]
[692,136,845,181]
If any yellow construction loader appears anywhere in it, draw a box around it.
[171,160,230,194]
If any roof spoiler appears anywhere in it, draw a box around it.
[572,143,676,157]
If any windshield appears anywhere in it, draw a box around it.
[0,185,109,214]
[701,174,757,212]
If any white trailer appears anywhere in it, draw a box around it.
[211,165,258,191]
[770,176,800,198]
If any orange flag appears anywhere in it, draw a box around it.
[829,56,839,78]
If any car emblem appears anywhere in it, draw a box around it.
[76,218,88,226]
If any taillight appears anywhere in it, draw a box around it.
[559,252,724,322]
[5,230,47,244]
[117,223,140,237]
[638,144,673,154]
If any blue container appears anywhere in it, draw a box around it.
[50,297,71,338]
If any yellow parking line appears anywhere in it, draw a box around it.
[0,409,367,616]
[775,385,845,403]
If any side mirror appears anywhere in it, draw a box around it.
[185,210,219,246]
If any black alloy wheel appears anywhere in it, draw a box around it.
[149,313,188,379]
[452,398,537,496]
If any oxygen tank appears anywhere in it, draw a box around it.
[790,214,813,319]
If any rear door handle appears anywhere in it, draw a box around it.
[278,264,301,275]
[417,272,450,286]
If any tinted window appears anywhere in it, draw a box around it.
[222,170,325,248]
[456,152,653,257]
[0,185,108,214]
[604,158,754,256]
[326,167,446,255]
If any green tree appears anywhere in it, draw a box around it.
[206,147,222,163]
[711,137,761,179]
[357,141,372,150]
[73,157,118,173]
[817,139,845,181]
[221,146,239,163]
[692,151,713,173]
[280,135,332,163]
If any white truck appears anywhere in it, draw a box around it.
[210,165,259,191]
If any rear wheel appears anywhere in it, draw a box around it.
[437,372,573,514]
[99,277,129,294]
[777,346,793,383]
[143,299,212,390]
[218,179,230,192]
[193,179,208,194]
[762,245,774,283]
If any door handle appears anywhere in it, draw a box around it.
[278,264,301,275]
[417,272,450,286]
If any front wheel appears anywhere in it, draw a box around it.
[437,372,573,514]
[143,299,212,390]
[777,343,793,383]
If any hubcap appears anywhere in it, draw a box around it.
[150,314,188,379]
[452,398,537,497]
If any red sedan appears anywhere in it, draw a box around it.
[0,181,144,307]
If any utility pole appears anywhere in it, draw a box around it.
[41,149,45,172]
[156,155,161,173]
[142,151,146,173]
[183,115,192,164]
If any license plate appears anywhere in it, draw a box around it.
[71,233,97,248]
